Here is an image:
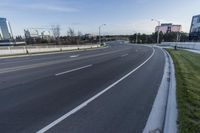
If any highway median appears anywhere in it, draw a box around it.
[0,44,102,58]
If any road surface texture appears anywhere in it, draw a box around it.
[0,41,165,133]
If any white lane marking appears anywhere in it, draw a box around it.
[0,48,130,74]
[36,47,155,133]
[55,65,92,76]
[121,54,128,57]
[0,58,43,65]
[70,55,80,58]
[0,54,72,65]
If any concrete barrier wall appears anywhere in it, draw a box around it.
[0,45,100,56]
[0,41,26,46]
[161,42,200,50]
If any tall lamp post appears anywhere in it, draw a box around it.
[151,19,161,44]
[132,31,138,44]
[99,24,106,44]
[135,32,138,44]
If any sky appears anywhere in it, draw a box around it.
[0,0,200,36]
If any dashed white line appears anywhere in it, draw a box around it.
[70,55,80,58]
[36,47,155,133]
[121,54,128,57]
[55,64,93,76]
[0,48,129,74]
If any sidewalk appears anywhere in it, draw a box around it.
[185,49,200,54]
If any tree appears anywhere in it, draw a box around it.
[163,32,177,42]
[129,31,189,44]
[52,25,60,44]
[180,32,189,42]
[141,34,147,43]
[67,27,76,44]
[67,28,75,37]
[159,31,164,43]
[16,36,24,41]
[77,31,82,45]
[129,34,136,43]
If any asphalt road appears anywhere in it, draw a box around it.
[0,41,165,133]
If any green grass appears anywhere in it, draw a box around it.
[167,49,200,133]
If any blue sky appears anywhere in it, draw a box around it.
[0,0,200,36]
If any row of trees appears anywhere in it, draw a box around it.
[129,32,189,44]
[25,25,99,45]
[21,25,190,45]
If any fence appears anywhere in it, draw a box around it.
[161,42,200,50]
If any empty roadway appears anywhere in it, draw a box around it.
[0,41,165,133]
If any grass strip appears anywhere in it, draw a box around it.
[167,49,200,133]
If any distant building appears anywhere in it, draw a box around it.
[84,34,96,39]
[155,23,182,34]
[24,29,52,39]
[24,28,53,44]
[0,17,12,41]
[41,31,51,40]
[189,14,200,41]
[24,29,39,38]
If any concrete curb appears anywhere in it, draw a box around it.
[163,49,177,133]
[143,47,177,133]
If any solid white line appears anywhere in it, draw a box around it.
[55,65,92,76]
[36,47,155,133]
[121,54,128,57]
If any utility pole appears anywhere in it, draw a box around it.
[132,31,138,44]
[176,32,180,42]
[136,33,138,43]
[99,24,106,44]
[151,19,161,44]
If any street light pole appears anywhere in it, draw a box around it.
[99,24,106,44]
[136,33,138,43]
[132,31,138,44]
[151,19,160,44]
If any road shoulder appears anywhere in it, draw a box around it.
[143,47,177,133]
